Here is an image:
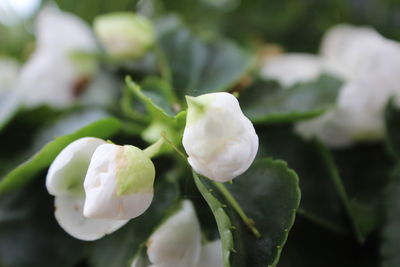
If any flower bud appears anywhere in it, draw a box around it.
[94,12,155,59]
[46,137,127,241]
[83,144,155,220]
[146,200,201,267]
[182,92,258,182]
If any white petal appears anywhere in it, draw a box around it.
[197,240,224,267]
[260,53,322,87]
[54,194,127,241]
[183,92,258,182]
[147,200,201,267]
[36,7,97,52]
[320,24,385,80]
[46,137,106,196]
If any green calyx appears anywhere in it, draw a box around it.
[185,95,211,125]
[116,145,155,196]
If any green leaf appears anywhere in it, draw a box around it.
[0,117,121,193]
[381,167,400,267]
[195,158,300,267]
[257,125,350,234]
[332,143,395,242]
[89,177,179,267]
[385,99,400,160]
[0,179,85,267]
[159,24,252,98]
[194,172,234,267]
[240,74,342,124]
[126,77,174,121]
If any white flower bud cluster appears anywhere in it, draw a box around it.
[46,137,155,241]
[183,92,259,182]
[131,200,223,267]
[261,24,400,147]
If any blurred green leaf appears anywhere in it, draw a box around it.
[240,75,342,124]
[53,0,138,22]
[159,24,252,98]
[0,117,121,193]
[332,143,395,242]
[89,177,179,267]
[195,158,300,267]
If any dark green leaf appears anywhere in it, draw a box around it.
[257,125,350,234]
[195,158,300,267]
[0,117,121,193]
[278,216,379,267]
[385,99,400,160]
[89,177,179,267]
[240,74,342,124]
[0,179,85,267]
[381,167,400,267]
[159,25,252,98]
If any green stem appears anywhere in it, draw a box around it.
[160,132,187,160]
[143,138,164,158]
[213,181,261,239]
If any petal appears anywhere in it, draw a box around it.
[54,194,127,241]
[197,240,224,267]
[46,137,106,196]
[147,200,201,267]
[260,53,322,87]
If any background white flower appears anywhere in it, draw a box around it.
[183,92,259,182]
[15,7,98,108]
[261,24,400,147]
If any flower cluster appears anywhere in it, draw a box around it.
[46,92,257,259]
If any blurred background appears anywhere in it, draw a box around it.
[1,0,400,60]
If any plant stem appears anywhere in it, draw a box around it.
[160,132,187,160]
[213,181,261,239]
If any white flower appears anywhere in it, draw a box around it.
[260,53,321,88]
[83,143,155,220]
[15,7,98,108]
[182,92,258,182]
[94,12,155,59]
[46,137,128,241]
[146,200,201,267]
[130,200,223,267]
[260,24,400,147]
